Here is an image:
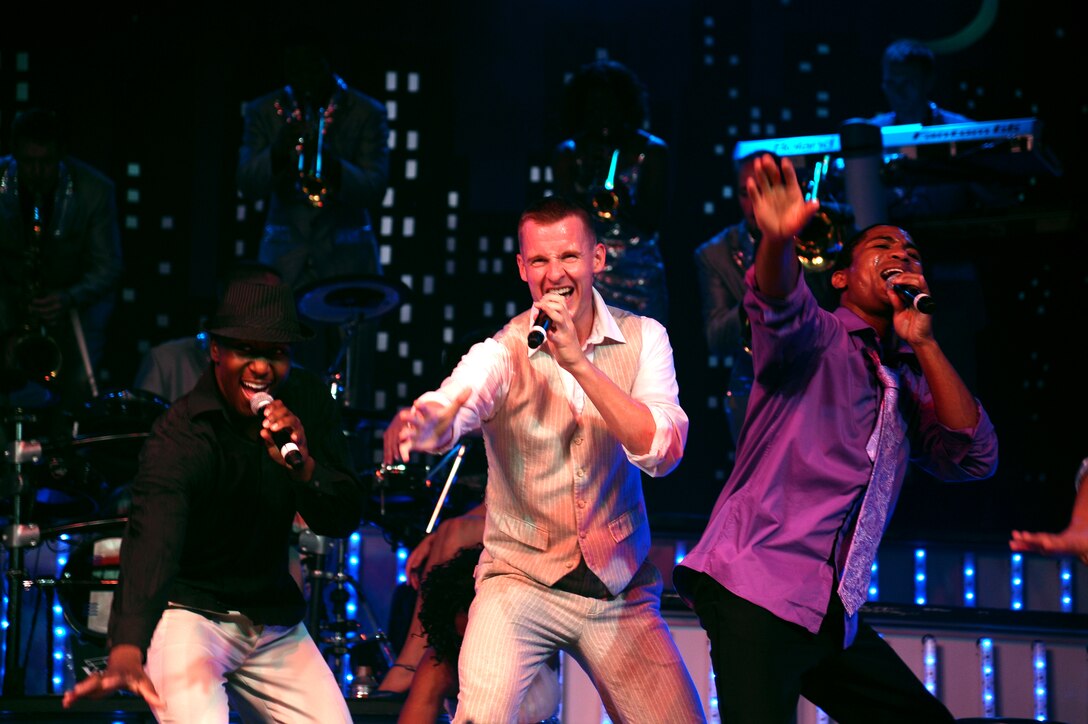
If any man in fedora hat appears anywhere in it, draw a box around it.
[63,279,365,723]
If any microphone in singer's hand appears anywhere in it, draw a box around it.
[891,283,936,315]
[527,310,551,349]
[249,392,305,470]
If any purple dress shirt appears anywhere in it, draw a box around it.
[675,265,997,638]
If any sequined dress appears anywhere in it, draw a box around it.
[555,129,669,324]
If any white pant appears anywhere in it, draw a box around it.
[453,560,706,724]
[145,607,351,724]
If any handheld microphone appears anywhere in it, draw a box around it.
[249,392,305,470]
[527,310,551,349]
[891,283,936,315]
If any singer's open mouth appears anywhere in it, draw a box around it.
[241,380,271,398]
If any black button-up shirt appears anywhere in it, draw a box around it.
[108,366,366,653]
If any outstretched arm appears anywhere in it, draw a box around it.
[1010,459,1088,564]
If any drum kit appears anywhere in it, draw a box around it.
[1,386,168,695]
[0,274,484,696]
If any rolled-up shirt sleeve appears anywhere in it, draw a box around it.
[625,317,688,477]
[415,338,510,451]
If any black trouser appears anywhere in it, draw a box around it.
[688,572,955,724]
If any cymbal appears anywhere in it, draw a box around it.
[296,274,410,325]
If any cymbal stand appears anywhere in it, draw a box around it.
[302,531,393,695]
[324,316,360,409]
[1,411,45,696]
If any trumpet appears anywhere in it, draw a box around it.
[275,91,335,210]
[296,113,329,209]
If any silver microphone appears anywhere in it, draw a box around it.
[249,392,305,470]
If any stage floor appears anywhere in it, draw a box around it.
[0,695,414,723]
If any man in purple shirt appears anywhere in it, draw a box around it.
[674,154,998,723]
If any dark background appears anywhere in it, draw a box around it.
[3,1,1084,545]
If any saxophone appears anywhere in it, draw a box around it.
[5,196,62,386]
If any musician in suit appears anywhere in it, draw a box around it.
[0,107,122,407]
[237,34,390,410]
[382,195,706,723]
[694,149,837,447]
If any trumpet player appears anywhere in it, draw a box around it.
[694,149,838,447]
[0,107,122,406]
[236,31,390,409]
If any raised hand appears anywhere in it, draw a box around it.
[746,154,821,244]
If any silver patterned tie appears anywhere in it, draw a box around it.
[838,348,902,616]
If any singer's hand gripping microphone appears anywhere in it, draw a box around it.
[891,283,936,314]
[527,310,551,349]
[249,392,305,470]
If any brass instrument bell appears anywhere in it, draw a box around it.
[796,155,844,271]
[588,148,622,222]
[6,198,62,386]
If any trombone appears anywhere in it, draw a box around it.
[589,148,622,221]
[796,154,844,270]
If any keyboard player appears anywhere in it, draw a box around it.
[865,38,1020,221]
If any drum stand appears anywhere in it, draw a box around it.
[301,531,393,696]
[1,410,46,696]
[324,317,359,410]
[294,274,410,412]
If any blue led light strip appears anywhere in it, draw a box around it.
[1010,553,1024,610]
[962,552,977,607]
[396,544,409,585]
[1032,640,1048,721]
[978,637,996,717]
[52,541,71,692]
[922,635,938,696]
[913,548,927,605]
[1059,558,1073,612]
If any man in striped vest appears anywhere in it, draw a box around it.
[383,195,705,723]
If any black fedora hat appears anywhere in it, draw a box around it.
[206,281,314,343]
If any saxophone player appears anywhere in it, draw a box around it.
[0,107,123,407]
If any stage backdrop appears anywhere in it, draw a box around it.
[2,0,1084,544]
